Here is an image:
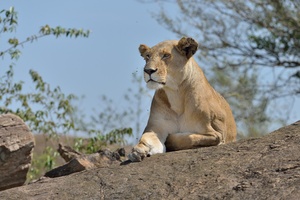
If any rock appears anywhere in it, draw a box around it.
[0,121,299,199]
[0,114,34,191]
[57,143,82,162]
[45,146,125,178]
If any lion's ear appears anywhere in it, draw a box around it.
[139,44,150,57]
[176,37,198,59]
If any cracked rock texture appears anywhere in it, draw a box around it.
[0,114,34,191]
[0,121,299,199]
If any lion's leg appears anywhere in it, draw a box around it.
[128,131,167,162]
[165,131,223,151]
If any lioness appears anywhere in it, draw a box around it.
[128,37,236,162]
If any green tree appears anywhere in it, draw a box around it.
[0,7,90,135]
[0,7,132,180]
[143,0,300,137]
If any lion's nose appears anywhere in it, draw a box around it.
[144,68,157,75]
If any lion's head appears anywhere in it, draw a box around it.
[139,37,198,90]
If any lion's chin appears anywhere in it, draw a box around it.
[146,81,165,90]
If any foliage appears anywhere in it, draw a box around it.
[1,66,78,136]
[144,0,300,136]
[0,6,132,181]
[74,128,132,154]
[0,7,90,60]
[0,7,90,137]
[27,147,59,181]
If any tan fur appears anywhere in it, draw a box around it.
[128,37,237,162]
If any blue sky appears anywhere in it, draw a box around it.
[1,1,299,138]
[1,1,178,136]
[1,0,176,100]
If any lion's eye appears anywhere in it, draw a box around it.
[162,53,171,59]
[145,54,150,60]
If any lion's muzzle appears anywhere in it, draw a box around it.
[144,68,158,75]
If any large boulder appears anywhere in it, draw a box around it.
[0,114,34,191]
[0,121,299,199]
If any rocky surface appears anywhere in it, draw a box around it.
[45,146,125,178]
[0,114,35,191]
[0,121,299,199]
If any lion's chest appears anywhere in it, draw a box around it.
[165,91,204,134]
[161,90,204,133]
[165,90,184,115]
[175,113,205,134]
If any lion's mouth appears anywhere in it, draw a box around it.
[147,79,166,85]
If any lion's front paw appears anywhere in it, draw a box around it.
[128,144,149,162]
[128,151,146,162]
